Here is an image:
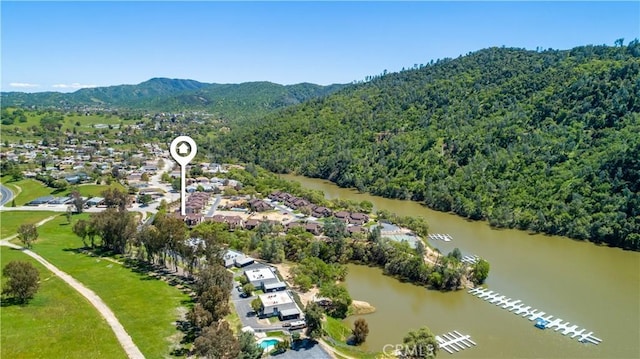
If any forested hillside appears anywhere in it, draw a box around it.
[1,78,344,121]
[211,43,640,250]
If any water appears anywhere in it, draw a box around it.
[258,338,280,349]
[281,174,640,358]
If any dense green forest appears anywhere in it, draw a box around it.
[0,78,344,121]
[209,43,640,250]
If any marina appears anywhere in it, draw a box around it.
[435,331,476,354]
[460,254,479,265]
[427,233,452,241]
[468,287,602,345]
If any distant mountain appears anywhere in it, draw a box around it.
[0,78,345,120]
[212,42,640,250]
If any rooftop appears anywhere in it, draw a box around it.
[245,267,276,282]
[259,292,294,307]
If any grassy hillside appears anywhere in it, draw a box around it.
[211,42,640,250]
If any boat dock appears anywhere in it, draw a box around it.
[428,233,452,241]
[460,254,479,265]
[468,287,602,345]
[435,331,476,354]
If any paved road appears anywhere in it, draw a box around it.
[0,217,145,359]
[0,184,14,206]
[205,194,222,217]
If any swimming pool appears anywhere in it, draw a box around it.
[258,338,280,349]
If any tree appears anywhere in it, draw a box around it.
[65,206,73,224]
[71,190,84,213]
[274,339,290,353]
[304,302,324,339]
[401,327,438,359]
[193,321,240,359]
[89,208,137,253]
[448,248,462,261]
[351,318,369,345]
[101,188,130,211]
[138,193,152,207]
[241,283,255,297]
[251,297,262,314]
[187,303,214,329]
[194,264,233,297]
[319,282,352,318]
[17,223,38,249]
[171,177,181,191]
[140,172,150,182]
[199,285,231,322]
[471,258,490,285]
[73,219,96,248]
[237,331,262,359]
[2,261,40,304]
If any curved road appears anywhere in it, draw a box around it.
[1,217,145,359]
[0,184,14,206]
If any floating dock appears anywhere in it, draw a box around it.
[460,255,479,265]
[435,331,476,354]
[428,233,452,242]
[467,287,602,345]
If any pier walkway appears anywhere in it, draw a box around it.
[428,233,452,241]
[435,331,476,354]
[467,287,602,345]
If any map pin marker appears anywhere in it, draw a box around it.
[170,136,197,216]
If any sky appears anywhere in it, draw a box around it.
[1,1,639,93]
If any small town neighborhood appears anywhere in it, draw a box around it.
[0,133,413,359]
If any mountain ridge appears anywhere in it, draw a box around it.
[210,43,640,250]
[1,77,346,120]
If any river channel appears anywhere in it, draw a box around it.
[280,174,639,358]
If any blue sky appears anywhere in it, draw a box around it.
[2,1,639,92]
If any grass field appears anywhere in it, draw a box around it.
[0,211,59,239]
[324,316,381,359]
[0,176,125,206]
[1,247,127,359]
[29,214,191,358]
[2,178,58,206]
[75,183,125,198]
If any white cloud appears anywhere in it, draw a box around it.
[52,83,98,89]
[9,82,40,88]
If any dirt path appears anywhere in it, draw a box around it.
[0,217,145,359]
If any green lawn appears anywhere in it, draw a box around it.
[28,214,191,358]
[1,247,127,359]
[324,316,380,359]
[0,211,59,239]
[0,176,125,206]
[75,183,125,198]
[1,178,57,206]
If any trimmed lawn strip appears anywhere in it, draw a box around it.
[1,247,127,359]
[31,214,190,358]
[0,211,58,239]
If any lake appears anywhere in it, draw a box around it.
[281,173,640,358]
